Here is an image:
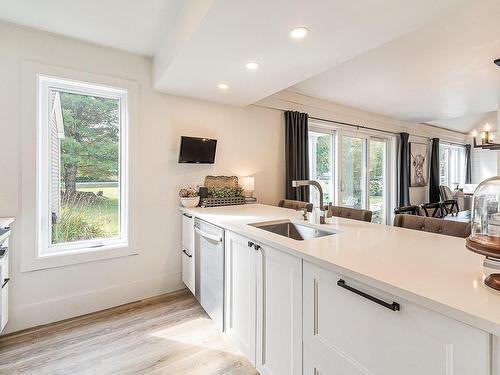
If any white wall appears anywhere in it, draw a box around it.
[0,22,283,333]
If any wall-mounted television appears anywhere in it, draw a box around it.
[178,136,217,164]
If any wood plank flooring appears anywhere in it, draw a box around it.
[0,290,258,375]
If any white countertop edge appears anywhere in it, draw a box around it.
[180,204,500,336]
[0,217,15,227]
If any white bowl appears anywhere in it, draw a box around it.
[180,196,200,207]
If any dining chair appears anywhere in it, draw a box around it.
[420,202,445,218]
[439,185,454,201]
[394,214,471,238]
[278,199,313,212]
[328,205,372,222]
[393,205,420,215]
[442,199,460,215]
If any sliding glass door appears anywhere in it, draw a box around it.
[339,133,389,224]
[309,126,392,224]
[341,136,366,209]
[308,130,334,207]
[369,139,387,224]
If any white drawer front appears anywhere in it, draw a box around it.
[181,248,195,294]
[182,213,194,253]
[303,261,490,375]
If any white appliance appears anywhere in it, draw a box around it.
[194,218,225,331]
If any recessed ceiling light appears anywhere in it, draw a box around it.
[290,27,309,39]
[245,62,259,70]
[217,83,229,90]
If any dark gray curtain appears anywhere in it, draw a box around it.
[465,144,472,184]
[429,138,440,203]
[285,111,310,201]
[398,133,410,206]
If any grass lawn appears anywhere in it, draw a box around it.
[52,185,119,244]
[79,186,119,235]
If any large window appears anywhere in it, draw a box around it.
[38,76,128,256]
[439,144,466,189]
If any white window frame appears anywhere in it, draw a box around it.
[439,143,466,189]
[21,62,138,272]
[38,76,129,256]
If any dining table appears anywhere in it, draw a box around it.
[443,209,471,223]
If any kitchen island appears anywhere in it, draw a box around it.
[181,204,499,375]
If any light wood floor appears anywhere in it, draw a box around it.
[0,290,258,375]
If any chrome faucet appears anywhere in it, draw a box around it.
[291,180,328,224]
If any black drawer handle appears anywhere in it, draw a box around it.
[183,213,193,218]
[248,241,254,248]
[182,249,192,258]
[1,278,9,289]
[337,279,400,312]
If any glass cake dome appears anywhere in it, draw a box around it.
[466,176,500,290]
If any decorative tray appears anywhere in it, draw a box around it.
[200,196,245,208]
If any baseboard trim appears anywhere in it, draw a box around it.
[3,272,184,334]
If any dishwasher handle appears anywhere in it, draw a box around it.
[194,226,223,243]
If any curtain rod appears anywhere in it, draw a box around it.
[255,103,467,144]
[308,116,399,136]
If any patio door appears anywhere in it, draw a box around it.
[339,133,389,224]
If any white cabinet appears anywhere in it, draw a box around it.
[224,231,303,373]
[256,244,302,375]
[303,261,490,375]
[181,213,195,294]
[225,231,257,364]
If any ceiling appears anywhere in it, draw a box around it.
[1,0,499,131]
[427,111,497,133]
[292,0,500,124]
[0,0,185,56]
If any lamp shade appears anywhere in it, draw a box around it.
[241,176,255,192]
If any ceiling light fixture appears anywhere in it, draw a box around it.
[290,27,309,39]
[217,83,229,90]
[495,58,500,67]
[245,62,259,70]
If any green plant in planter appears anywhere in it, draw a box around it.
[209,186,244,198]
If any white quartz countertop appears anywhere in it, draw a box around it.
[181,204,500,335]
[0,217,14,228]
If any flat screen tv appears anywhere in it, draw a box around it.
[178,136,217,164]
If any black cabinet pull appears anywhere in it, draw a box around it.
[1,278,9,289]
[248,241,254,248]
[253,244,261,251]
[182,249,192,258]
[183,213,192,218]
[337,279,400,312]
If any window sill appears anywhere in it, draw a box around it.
[20,244,138,272]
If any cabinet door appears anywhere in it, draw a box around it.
[225,231,257,365]
[303,261,490,375]
[181,248,195,294]
[256,245,302,375]
[181,213,194,253]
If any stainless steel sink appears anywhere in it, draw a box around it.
[250,220,336,241]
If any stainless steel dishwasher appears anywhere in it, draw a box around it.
[194,218,225,331]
